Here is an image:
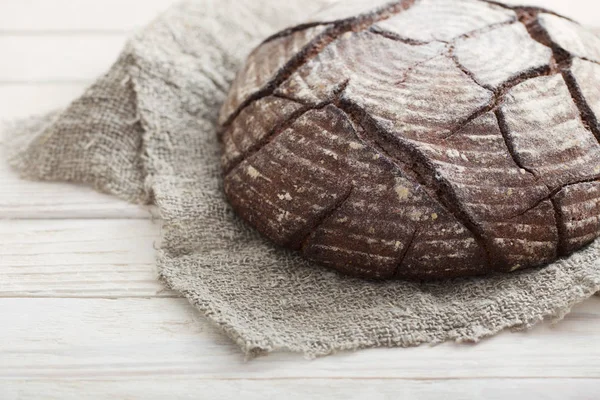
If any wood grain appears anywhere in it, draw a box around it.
[0,296,599,380]
[0,220,169,298]
[2,379,600,400]
[0,162,153,219]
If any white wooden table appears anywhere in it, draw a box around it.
[1,1,599,398]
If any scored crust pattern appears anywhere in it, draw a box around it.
[218,0,600,280]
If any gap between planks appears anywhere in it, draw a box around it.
[1,376,600,382]
[0,143,155,220]
[1,379,599,400]
[0,219,170,298]
[0,297,599,380]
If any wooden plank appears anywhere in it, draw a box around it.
[0,220,170,298]
[0,0,175,32]
[0,218,598,380]
[1,379,599,400]
[0,83,87,120]
[0,161,153,220]
[0,296,598,379]
[0,35,127,82]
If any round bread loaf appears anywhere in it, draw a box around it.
[218,0,600,280]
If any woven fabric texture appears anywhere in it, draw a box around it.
[3,0,600,358]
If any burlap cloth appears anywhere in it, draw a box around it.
[3,0,600,358]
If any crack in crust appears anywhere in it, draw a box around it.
[223,0,600,277]
[223,81,350,175]
[373,7,518,45]
[260,22,332,46]
[393,47,449,86]
[449,45,487,88]
[223,104,315,176]
[443,64,554,140]
[451,18,518,43]
[578,57,600,67]
[261,1,425,46]
[550,197,568,256]
[393,228,418,278]
[516,8,571,68]
[482,1,577,23]
[511,8,600,166]
[334,98,493,270]
[494,109,540,179]
[294,186,355,251]
[227,79,494,272]
[562,69,600,143]
[447,7,600,258]
[512,8,600,253]
[368,26,431,45]
[506,175,600,222]
[493,107,566,256]
[220,0,416,129]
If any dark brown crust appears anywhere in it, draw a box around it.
[219,0,600,280]
[446,53,553,138]
[482,1,577,23]
[368,26,430,45]
[220,0,416,128]
[260,22,332,46]
[334,97,494,269]
[562,69,600,142]
[510,8,600,255]
[494,108,537,177]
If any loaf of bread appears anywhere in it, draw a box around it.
[218,0,600,280]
